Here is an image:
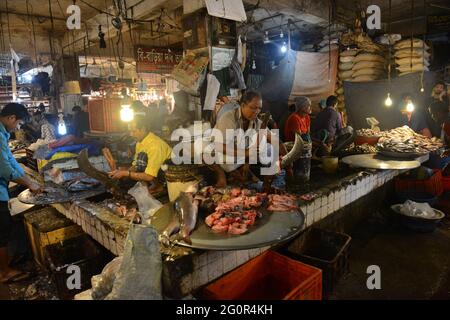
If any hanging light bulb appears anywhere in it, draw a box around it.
[420,87,425,93]
[120,105,134,122]
[384,93,393,107]
[280,29,284,38]
[406,101,415,113]
[281,42,287,53]
[57,113,67,135]
[263,31,270,44]
[252,60,256,70]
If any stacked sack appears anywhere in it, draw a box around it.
[337,48,359,107]
[317,24,347,52]
[394,38,430,76]
[350,52,386,82]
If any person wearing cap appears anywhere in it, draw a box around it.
[0,103,44,284]
[284,96,312,142]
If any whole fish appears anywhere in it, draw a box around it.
[281,132,305,168]
[174,192,198,245]
[159,212,181,247]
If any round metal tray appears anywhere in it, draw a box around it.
[378,149,427,159]
[342,153,421,170]
[151,203,305,251]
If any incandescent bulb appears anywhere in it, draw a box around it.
[281,42,287,53]
[420,87,424,93]
[57,114,67,135]
[384,93,393,107]
[252,60,256,70]
[406,101,415,112]
[120,105,134,122]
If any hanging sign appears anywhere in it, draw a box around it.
[135,47,183,74]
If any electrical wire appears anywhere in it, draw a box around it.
[104,0,121,78]
[26,0,38,67]
[5,0,12,45]
[410,0,414,70]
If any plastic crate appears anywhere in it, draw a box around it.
[394,169,443,197]
[44,235,107,300]
[201,250,322,300]
[282,228,351,299]
[443,176,450,192]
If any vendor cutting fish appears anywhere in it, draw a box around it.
[108,112,172,195]
[212,91,290,191]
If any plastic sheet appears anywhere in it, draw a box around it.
[105,224,162,300]
[128,182,163,224]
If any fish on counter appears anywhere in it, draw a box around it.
[159,191,199,246]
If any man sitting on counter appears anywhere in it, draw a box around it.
[213,91,288,191]
[109,113,172,194]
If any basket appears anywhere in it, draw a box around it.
[201,250,322,300]
[282,228,351,299]
[394,169,443,197]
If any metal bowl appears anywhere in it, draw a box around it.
[391,204,445,233]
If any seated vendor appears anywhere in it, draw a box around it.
[109,114,172,193]
[284,96,312,142]
[429,101,450,147]
[213,91,287,190]
[399,93,432,138]
[312,95,343,143]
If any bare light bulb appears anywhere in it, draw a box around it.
[120,105,134,122]
[406,101,415,113]
[252,60,256,70]
[280,30,284,38]
[420,87,424,93]
[281,42,287,53]
[384,93,393,107]
[57,114,67,135]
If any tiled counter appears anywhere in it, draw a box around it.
[49,165,415,298]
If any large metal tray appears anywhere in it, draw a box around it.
[18,187,106,205]
[151,203,305,251]
[342,153,421,170]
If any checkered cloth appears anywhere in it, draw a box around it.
[135,152,148,173]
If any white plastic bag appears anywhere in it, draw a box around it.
[128,182,163,224]
[400,200,435,218]
[91,256,123,300]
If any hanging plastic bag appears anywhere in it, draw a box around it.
[128,182,163,224]
[105,224,162,300]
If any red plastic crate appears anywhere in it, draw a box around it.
[201,250,322,300]
[443,176,450,192]
[395,169,444,197]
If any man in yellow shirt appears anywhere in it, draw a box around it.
[109,114,172,193]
